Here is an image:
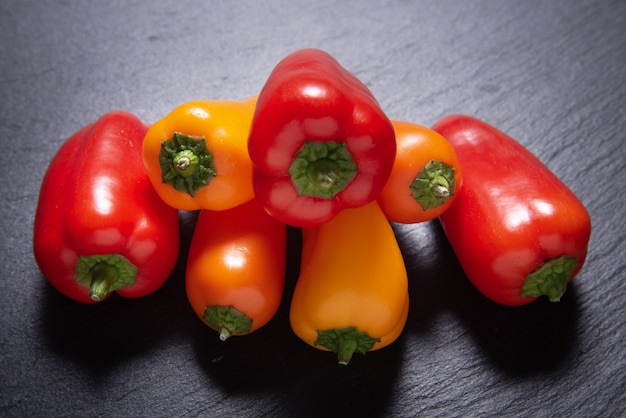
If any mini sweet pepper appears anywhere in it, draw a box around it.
[143,97,257,211]
[33,111,180,303]
[247,48,396,227]
[433,114,592,306]
[290,201,409,365]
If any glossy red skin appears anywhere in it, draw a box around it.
[33,111,180,303]
[248,48,396,227]
[433,115,591,306]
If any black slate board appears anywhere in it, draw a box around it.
[1,0,625,416]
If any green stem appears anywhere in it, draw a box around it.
[315,327,380,365]
[409,160,456,210]
[159,132,217,196]
[74,254,138,302]
[520,255,578,302]
[173,149,200,177]
[288,141,358,199]
[203,306,252,340]
[218,327,233,342]
[336,338,358,366]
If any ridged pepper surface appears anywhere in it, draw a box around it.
[34,111,180,303]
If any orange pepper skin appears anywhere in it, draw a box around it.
[186,199,287,340]
[289,201,409,365]
[378,120,462,224]
[142,97,257,211]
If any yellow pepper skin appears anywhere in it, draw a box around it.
[142,97,256,211]
[289,201,409,365]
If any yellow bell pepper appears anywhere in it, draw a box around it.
[142,96,257,211]
[289,201,409,365]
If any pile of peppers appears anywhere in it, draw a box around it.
[33,48,591,365]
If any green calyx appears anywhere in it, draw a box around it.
[521,255,578,302]
[288,141,358,199]
[203,306,252,341]
[159,132,216,196]
[315,326,381,366]
[74,254,138,302]
[410,160,456,210]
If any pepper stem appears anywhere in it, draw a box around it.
[173,149,200,177]
[409,160,456,210]
[315,327,381,365]
[288,141,358,199]
[74,254,138,302]
[159,132,217,196]
[521,255,578,302]
[218,327,232,342]
[202,306,253,340]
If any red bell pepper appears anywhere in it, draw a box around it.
[33,111,180,303]
[432,115,591,306]
[247,48,396,227]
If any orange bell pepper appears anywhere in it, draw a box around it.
[142,97,257,211]
[289,201,409,365]
[378,120,462,224]
[186,199,287,340]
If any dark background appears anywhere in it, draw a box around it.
[1,0,624,416]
